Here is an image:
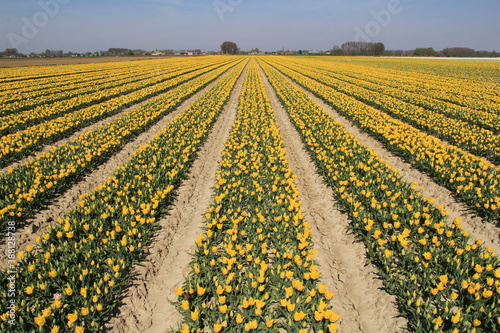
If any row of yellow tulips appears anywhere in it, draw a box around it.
[261,58,499,223]
[0,58,247,333]
[340,57,500,111]
[0,58,237,168]
[272,58,499,162]
[281,58,499,133]
[259,58,500,333]
[0,58,245,234]
[0,58,233,135]
[0,57,204,97]
[172,59,339,333]
[0,61,183,117]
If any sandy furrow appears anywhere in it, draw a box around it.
[258,65,408,333]
[279,70,500,256]
[0,68,236,269]
[107,65,247,333]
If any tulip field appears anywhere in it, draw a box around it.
[0,55,499,333]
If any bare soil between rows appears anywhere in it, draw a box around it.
[0,56,178,68]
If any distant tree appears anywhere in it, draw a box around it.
[43,49,63,57]
[341,41,372,55]
[330,48,344,56]
[370,42,385,56]
[441,47,476,57]
[220,41,238,55]
[413,47,436,57]
[4,48,19,57]
[108,48,130,56]
[250,48,260,54]
[385,50,405,56]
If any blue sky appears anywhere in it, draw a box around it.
[1,0,499,53]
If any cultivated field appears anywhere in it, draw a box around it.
[0,55,499,333]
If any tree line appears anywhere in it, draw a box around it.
[2,42,499,58]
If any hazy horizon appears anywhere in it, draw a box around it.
[1,0,499,54]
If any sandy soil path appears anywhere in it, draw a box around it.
[0,68,235,269]
[258,65,408,333]
[107,65,247,333]
[0,56,175,68]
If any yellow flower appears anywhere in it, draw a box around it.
[236,314,244,324]
[51,326,60,333]
[266,320,274,328]
[75,327,85,333]
[324,310,341,322]
[25,286,34,295]
[175,287,183,296]
[328,323,338,333]
[67,311,78,323]
[49,270,57,278]
[294,311,306,321]
[482,289,493,298]
[213,324,223,333]
[190,309,199,321]
[473,319,481,326]
[244,320,258,331]
[292,279,304,291]
[42,307,52,317]
[318,284,327,294]
[81,307,90,316]
[423,252,432,260]
[34,315,46,327]
[325,290,335,299]
[197,285,206,296]
[53,300,62,309]
[451,310,461,324]
[65,286,73,296]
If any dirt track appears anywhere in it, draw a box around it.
[0,56,176,68]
